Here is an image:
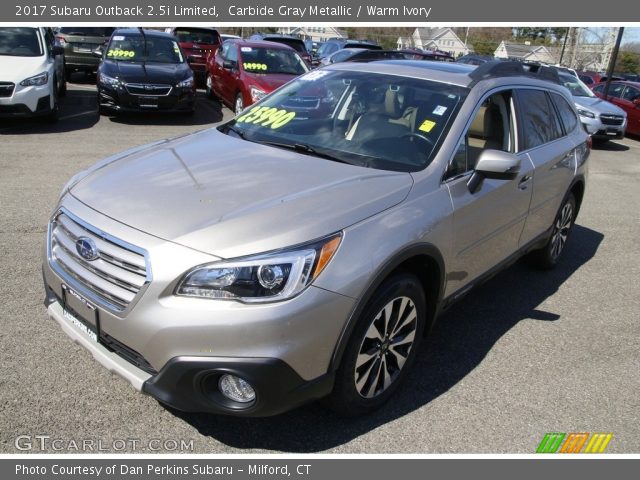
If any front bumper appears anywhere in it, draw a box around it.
[580,115,626,139]
[42,197,354,415]
[98,84,195,113]
[0,82,52,118]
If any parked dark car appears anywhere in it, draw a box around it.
[96,29,196,114]
[577,71,602,86]
[55,27,115,77]
[592,80,640,136]
[313,39,382,66]
[164,27,220,86]
[206,39,308,114]
[248,34,312,65]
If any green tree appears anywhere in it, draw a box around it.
[616,51,640,73]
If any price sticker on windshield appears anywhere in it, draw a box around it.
[243,63,267,71]
[236,106,296,129]
[107,49,135,58]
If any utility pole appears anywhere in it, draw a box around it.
[559,27,571,66]
[603,27,624,98]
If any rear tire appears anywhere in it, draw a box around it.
[529,193,576,269]
[326,273,426,416]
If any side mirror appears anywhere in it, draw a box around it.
[52,45,64,56]
[633,97,640,106]
[92,47,104,58]
[223,59,236,70]
[467,149,521,194]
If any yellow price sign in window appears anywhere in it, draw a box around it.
[243,63,267,71]
[236,106,296,129]
[107,49,135,58]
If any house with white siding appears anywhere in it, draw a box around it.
[277,26,346,42]
[494,41,558,64]
[396,27,471,57]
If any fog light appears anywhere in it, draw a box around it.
[218,374,256,403]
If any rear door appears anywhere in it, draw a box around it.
[516,89,577,246]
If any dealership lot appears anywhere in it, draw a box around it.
[0,82,639,453]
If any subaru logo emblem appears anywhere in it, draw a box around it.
[76,237,99,261]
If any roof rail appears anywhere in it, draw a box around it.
[468,60,560,86]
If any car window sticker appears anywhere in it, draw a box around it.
[236,106,296,129]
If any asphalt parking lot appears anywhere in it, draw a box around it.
[0,81,639,454]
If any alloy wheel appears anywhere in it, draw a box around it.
[354,296,417,399]
[550,202,573,259]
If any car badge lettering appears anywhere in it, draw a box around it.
[76,237,99,261]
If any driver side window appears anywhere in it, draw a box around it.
[446,90,515,179]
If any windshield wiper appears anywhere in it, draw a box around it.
[259,141,354,165]
[224,124,248,140]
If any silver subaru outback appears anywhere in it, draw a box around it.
[43,61,589,416]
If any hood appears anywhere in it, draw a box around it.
[574,96,627,116]
[101,59,190,84]
[70,129,413,258]
[0,55,47,83]
[246,73,298,93]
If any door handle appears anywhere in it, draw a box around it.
[518,174,532,190]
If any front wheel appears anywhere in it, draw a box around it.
[529,193,576,269]
[327,273,426,416]
[205,74,215,99]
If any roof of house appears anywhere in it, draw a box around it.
[414,27,450,41]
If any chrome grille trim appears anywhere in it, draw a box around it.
[47,207,152,314]
[599,114,624,126]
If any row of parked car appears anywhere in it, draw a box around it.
[1,26,638,139]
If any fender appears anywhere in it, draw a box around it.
[329,242,446,372]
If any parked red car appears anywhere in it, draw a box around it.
[592,81,640,136]
[165,27,221,86]
[206,39,309,114]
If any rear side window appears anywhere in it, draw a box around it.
[550,93,579,134]
[174,28,220,45]
[517,89,563,150]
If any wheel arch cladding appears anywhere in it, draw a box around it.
[329,243,445,372]
[570,178,585,218]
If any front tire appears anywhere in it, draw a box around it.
[45,79,59,123]
[529,193,576,269]
[327,273,426,416]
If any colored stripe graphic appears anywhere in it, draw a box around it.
[584,433,613,453]
[559,433,589,453]
[536,433,566,453]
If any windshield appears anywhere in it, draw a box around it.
[560,73,595,98]
[223,69,468,172]
[0,27,43,57]
[106,35,184,63]
[240,47,308,75]
[174,28,220,45]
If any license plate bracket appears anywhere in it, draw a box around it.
[61,284,99,343]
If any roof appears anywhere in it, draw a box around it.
[498,42,554,59]
[414,27,450,41]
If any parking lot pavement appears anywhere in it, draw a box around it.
[1,84,639,453]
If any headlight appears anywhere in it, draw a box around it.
[176,234,342,302]
[20,72,48,87]
[99,72,120,88]
[577,108,595,119]
[250,86,266,103]
[178,76,194,88]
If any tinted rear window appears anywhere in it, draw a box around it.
[345,43,382,50]
[265,38,306,53]
[174,28,220,45]
[59,27,115,37]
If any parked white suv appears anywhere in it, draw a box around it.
[0,27,65,121]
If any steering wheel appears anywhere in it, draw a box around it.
[400,132,435,147]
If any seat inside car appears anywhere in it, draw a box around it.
[346,87,409,142]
